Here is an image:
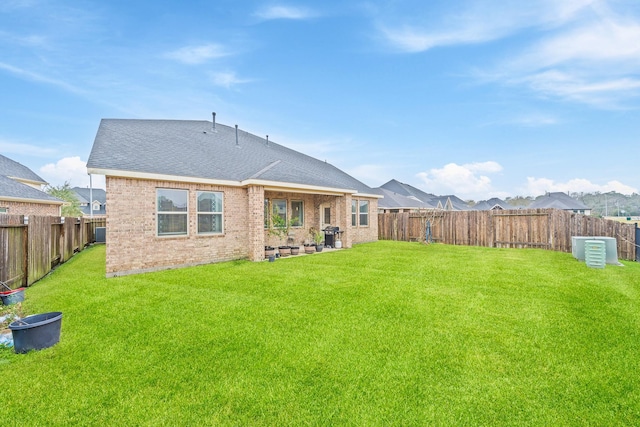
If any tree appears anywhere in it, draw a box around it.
[46,182,83,217]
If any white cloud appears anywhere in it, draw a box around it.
[0,138,58,157]
[39,156,106,189]
[523,177,637,196]
[0,61,85,95]
[376,0,598,53]
[164,44,228,65]
[254,5,316,21]
[211,71,253,88]
[416,161,503,199]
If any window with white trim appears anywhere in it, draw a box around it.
[351,200,357,226]
[291,200,303,227]
[197,191,223,234]
[157,189,188,236]
[272,199,287,227]
[359,200,369,226]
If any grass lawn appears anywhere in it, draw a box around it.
[1,241,639,425]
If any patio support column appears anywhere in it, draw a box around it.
[343,194,353,248]
[247,185,265,261]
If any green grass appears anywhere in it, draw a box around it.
[1,241,639,425]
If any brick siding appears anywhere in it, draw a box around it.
[0,200,61,216]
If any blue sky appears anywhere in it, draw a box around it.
[1,0,639,200]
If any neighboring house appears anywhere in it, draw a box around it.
[379,179,470,211]
[72,187,106,216]
[472,198,515,211]
[529,192,591,215]
[429,195,470,211]
[0,154,63,216]
[373,187,436,213]
[380,179,437,204]
[87,117,381,277]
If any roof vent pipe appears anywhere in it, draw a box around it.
[235,124,239,145]
[212,112,216,132]
[266,135,269,146]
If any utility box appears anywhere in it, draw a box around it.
[585,240,606,269]
[95,227,106,243]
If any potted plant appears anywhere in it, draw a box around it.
[290,245,300,255]
[303,242,316,254]
[267,207,298,257]
[310,227,324,252]
[264,246,276,260]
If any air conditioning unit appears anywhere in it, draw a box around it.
[585,240,606,269]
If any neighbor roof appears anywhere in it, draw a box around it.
[72,187,106,204]
[87,119,377,196]
[529,192,589,210]
[472,198,515,211]
[373,187,436,210]
[0,175,63,204]
[0,154,46,185]
[380,179,436,203]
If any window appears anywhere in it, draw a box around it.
[0,207,7,214]
[92,201,101,211]
[264,199,270,229]
[291,200,303,227]
[272,199,287,227]
[157,189,188,236]
[197,191,223,234]
[323,206,331,225]
[351,200,357,226]
[359,200,369,226]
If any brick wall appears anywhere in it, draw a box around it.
[105,177,251,276]
[104,177,380,276]
[0,200,61,216]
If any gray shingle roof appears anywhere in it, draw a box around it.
[380,179,436,203]
[529,192,589,210]
[87,119,375,194]
[373,187,436,210]
[0,175,63,203]
[0,154,46,184]
[472,198,515,210]
[72,187,106,204]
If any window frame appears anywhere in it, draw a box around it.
[272,199,287,228]
[156,188,188,237]
[359,200,369,227]
[196,191,224,235]
[290,200,304,227]
[351,200,357,226]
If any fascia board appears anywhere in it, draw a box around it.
[0,195,64,205]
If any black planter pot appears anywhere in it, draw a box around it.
[315,244,324,252]
[9,312,63,354]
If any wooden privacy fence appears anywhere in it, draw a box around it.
[0,215,106,289]
[378,209,637,261]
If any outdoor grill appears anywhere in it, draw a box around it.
[322,226,343,248]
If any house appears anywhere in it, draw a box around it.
[87,117,381,277]
[0,154,63,216]
[471,198,515,211]
[380,179,437,204]
[373,187,436,213]
[72,187,106,216]
[379,179,471,211]
[529,192,591,215]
